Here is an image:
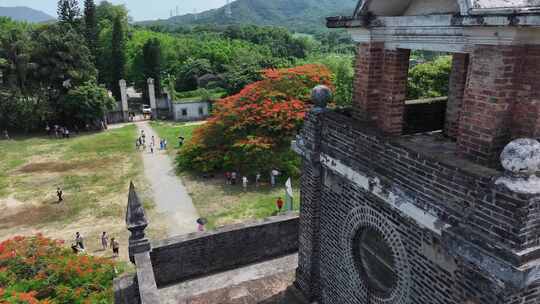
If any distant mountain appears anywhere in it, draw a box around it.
[0,6,55,23]
[139,0,357,33]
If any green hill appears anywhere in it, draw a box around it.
[0,6,54,23]
[138,0,357,33]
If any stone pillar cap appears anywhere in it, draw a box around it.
[496,138,540,195]
[311,85,332,108]
[500,138,540,176]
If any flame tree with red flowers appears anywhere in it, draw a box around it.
[0,234,118,303]
[177,64,333,176]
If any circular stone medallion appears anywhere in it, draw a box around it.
[341,206,410,304]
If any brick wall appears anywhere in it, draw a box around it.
[445,53,469,139]
[149,213,299,287]
[296,109,540,303]
[353,42,384,121]
[353,43,410,136]
[458,45,540,166]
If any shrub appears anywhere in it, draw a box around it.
[407,56,452,99]
[0,234,118,304]
[177,64,333,176]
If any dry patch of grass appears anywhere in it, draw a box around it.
[0,125,165,263]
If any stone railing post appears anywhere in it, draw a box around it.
[294,85,331,302]
[119,79,129,122]
[147,78,157,120]
[126,182,159,304]
[126,182,151,261]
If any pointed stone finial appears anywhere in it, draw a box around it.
[126,182,151,263]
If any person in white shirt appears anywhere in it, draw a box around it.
[242,176,248,190]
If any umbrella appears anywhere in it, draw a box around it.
[197,218,208,225]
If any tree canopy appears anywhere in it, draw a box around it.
[178,64,333,175]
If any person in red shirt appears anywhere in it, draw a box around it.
[276,197,284,213]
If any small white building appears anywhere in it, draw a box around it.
[172,99,210,121]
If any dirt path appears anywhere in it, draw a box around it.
[136,121,199,237]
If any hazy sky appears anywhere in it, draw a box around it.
[1,0,229,21]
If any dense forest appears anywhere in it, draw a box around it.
[0,1,357,132]
[0,0,450,132]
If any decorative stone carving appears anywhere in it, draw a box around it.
[126,182,151,262]
[311,85,332,109]
[496,138,540,194]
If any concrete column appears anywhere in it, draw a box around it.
[119,79,129,122]
[147,78,157,120]
[445,53,469,139]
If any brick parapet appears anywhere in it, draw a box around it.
[149,213,299,287]
[296,108,540,303]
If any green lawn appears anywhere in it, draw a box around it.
[149,121,199,156]
[150,120,300,230]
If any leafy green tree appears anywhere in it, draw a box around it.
[334,59,353,107]
[84,0,98,59]
[57,0,80,26]
[110,15,126,100]
[142,38,161,98]
[407,56,452,99]
[176,58,213,91]
[63,81,115,126]
[30,24,97,123]
[0,26,33,92]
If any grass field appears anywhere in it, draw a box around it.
[150,121,200,156]
[0,125,162,262]
[150,121,300,230]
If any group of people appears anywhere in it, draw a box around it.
[45,124,72,139]
[136,130,167,154]
[71,231,120,258]
[224,169,281,190]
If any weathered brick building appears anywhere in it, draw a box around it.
[294,1,540,303]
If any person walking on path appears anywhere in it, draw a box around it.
[271,169,280,187]
[276,197,284,213]
[231,171,237,185]
[111,238,119,258]
[57,187,63,203]
[3,130,9,140]
[163,139,168,150]
[101,232,109,251]
[242,176,248,191]
[150,141,155,154]
[75,232,84,250]
[255,173,261,187]
[225,172,231,185]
